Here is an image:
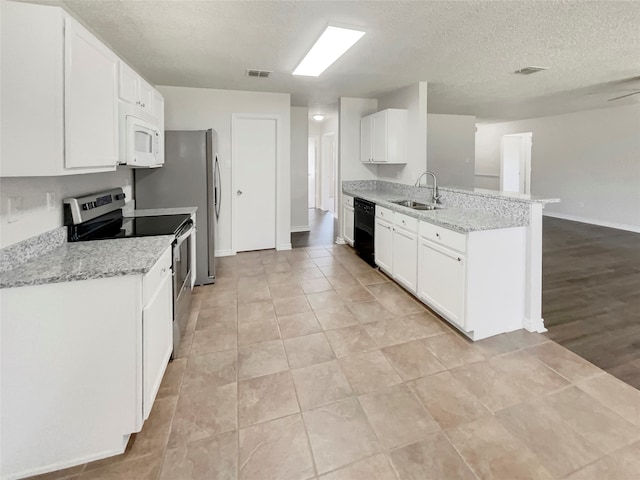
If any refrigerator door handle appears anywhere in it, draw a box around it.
[214,156,221,220]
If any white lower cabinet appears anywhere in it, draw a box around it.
[391,215,418,293]
[375,207,418,293]
[418,238,465,328]
[343,195,354,246]
[374,215,393,273]
[0,247,173,479]
[393,226,418,293]
[142,271,173,420]
[418,221,527,339]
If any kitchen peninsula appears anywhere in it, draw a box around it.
[342,180,559,340]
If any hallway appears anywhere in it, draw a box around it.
[291,208,338,248]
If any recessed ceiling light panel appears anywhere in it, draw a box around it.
[293,26,366,77]
[514,66,550,75]
[312,114,325,121]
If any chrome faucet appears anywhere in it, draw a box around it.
[415,171,441,204]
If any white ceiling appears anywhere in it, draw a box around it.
[37,0,640,120]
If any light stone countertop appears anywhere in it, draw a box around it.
[0,236,174,289]
[343,187,529,232]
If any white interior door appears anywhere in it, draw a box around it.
[233,116,277,252]
[308,138,316,208]
[321,133,335,213]
[500,133,532,194]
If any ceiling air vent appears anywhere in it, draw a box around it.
[246,69,272,78]
[514,66,549,75]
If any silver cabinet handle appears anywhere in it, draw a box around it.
[237,190,243,195]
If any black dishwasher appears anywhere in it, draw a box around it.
[354,197,376,267]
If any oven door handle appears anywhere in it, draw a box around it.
[175,225,195,246]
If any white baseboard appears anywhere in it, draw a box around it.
[277,243,292,251]
[543,211,640,233]
[523,316,547,333]
[335,237,346,245]
[215,249,234,257]
[290,225,310,233]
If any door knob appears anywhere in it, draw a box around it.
[237,190,243,195]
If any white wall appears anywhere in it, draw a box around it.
[158,86,291,252]
[290,106,309,230]
[0,170,133,248]
[475,104,640,232]
[377,82,428,185]
[427,113,476,189]
[338,97,378,182]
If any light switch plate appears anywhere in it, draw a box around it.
[46,192,57,211]
[7,196,23,223]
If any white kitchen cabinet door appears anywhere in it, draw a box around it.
[138,80,154,112]
[0,1,65,177]
[360,116,373,163]
[64,16,118,169]
[118,62,138,104]
[142,272,172,420]
[372,111,387,162]
[344,204,355,245]
[418,238,466,328]
[375,217,393,273]
[359,109,407,164]
[393,225,418,293]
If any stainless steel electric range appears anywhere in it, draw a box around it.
[63,188,195,353]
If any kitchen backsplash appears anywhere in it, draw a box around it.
[0,169,133,249]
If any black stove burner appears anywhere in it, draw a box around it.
[67,211,191,242]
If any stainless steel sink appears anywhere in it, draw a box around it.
[389,199,443,210]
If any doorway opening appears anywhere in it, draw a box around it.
[500,132,532,194]
[291,115,338,249]
[308,138,317,208]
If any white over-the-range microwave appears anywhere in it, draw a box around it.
[118,103,163,168]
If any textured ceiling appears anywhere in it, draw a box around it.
[31,0,640,120]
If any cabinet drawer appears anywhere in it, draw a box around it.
[376,205,393,221]
[419,221,466,253]
[143,247,172,305]
[344,195,354,207]
[394,211,418,233]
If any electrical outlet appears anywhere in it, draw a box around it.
[46,192,57,211]
[7,196,23,223]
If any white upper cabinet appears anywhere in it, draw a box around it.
[118,62,138,104]
[118,61,162,120]
[360,109,407,164]
[1,1,164,177]
[1,1,118,176]
[64,17,119,169]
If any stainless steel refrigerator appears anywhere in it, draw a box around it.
[135,129,220,285]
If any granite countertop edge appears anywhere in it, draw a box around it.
[343,187,528,232]
[0,236,175,290]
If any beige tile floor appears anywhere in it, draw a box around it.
[30,245,640,480]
